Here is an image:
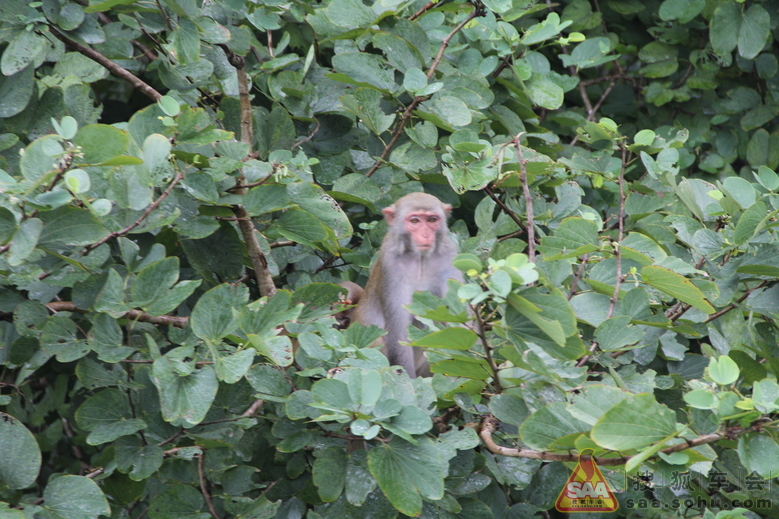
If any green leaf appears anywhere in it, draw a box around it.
[313,447,347,502]
[215,349,255,384]
[754,166,779,191]
[519,402,590,450]
[331,53,396,92]
[539,217,600,259]
[275,207,330,246]
[1,31,46,76]
[75,388,131,428]
[58,3,85,30]
[0,412,41,490]
[595,315,643,351]
[0,63,35,117]
[190,284,248,343]
[152,360,218,427]
[330,173,382,205]
[326,0,375,27]
[737,434,779,478]
[94,268,130,317]
[367,437,447,517]
[683,389,717,410]
[707,355,739,385]
[659,0,704,22]
[148,482,209,519]
[287,182,353,240]
[40,314,90,362]
[248,334,294,367]
[508,294,566,346]
[43,476,110,519]
[677,177,719,222]
[738,5,771,60]
[411,328,479,351]
[489,394,530,427]
[131,257,179,306]
[345,450,376,506]
[751,379,779,412]
[386,405,433,435]
[641,265,714,314]
[526,75,564,110]
[7,218,42,267]
[245,365,292,399]
[347,369,382,407]
[244,184,291,215]
[710,1,740,56]
[74,125,131,165]
[38,206,109,247]
[145,280,201,317]
[733,202,766,246]
[340,89,395,136]
[430,95,472,127]
[591,394,677,450]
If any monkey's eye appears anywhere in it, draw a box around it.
[428,216,439,223]
[409,217,420,223]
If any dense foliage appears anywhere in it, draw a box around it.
[2,0,779,517]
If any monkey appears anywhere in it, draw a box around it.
[334,281,363,329]
[352,192,462,378]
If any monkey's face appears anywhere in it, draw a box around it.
[404,211,443,251]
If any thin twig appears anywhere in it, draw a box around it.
[587,81,616,121]
[365,9,480,177]
[292,118,321,149]
[471,304,502,393]
[198,453,221,519]
[567,254,589,300]
[515,134,535,261]
[703,281,768,324]
[242,399,264,417]
[607,145,627,318]
[83,172,183,254]
[48,27,162,101]
[485,186,524,231]
[409,0,440,20]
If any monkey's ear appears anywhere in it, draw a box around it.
[443,203,452,215]
[382,205,396,225]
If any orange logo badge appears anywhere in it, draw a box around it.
[555,450,619,513]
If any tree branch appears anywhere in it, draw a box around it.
[479,415,759,466]
[48,26,162,101]
[220,44,277,298]
[45,301,189,328]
